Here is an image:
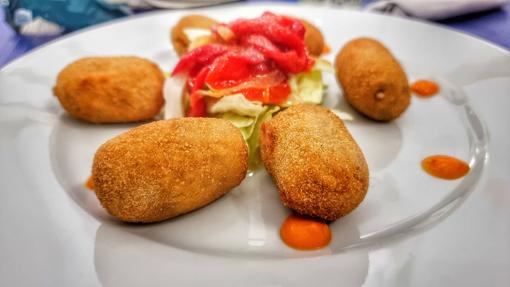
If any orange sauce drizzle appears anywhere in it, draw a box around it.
[411,79,440,97]
[280,214,331,250]
[85,175,94,190]
[421,155,470,180]
[322,43,331,55]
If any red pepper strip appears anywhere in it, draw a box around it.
[185,47,266,115]
[204,48,266,90]
[240,34,280,53]
[261,12,305,38]
[189,66,211,92]
[241,34,314,73]
[187,91,207,117]
[229,12,314,73]
[230,16,304,52]
[249,62,273,75]
[226,47,266,64]
[172,44,230,76]
[185,66,211,117]
[241,82,291,105]
[205,56,251,90]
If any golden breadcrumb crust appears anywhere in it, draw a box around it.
[260,104,369,221]
[299,18,325,57]
[92,118,248,223]
[335,37,410,121]
[53,56,164,123]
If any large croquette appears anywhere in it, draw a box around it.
[92,118,248,223]
[53,56,164,123]
[260,104,369,221]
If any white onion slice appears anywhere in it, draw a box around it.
[163,75,186,119]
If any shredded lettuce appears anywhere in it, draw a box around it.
[218,103,280,169]
[285,59,332,106]
[287,69,324,105]
[313,58,335,73]
[221,112,255,140]
[246,105,280,168]
[209,93,265,117]
[221,112,254,128]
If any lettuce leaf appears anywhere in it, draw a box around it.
[287,69,324,105]
[246,105,280,168]
[209,93,265,117]
[285,59,332,106]
[219,105,280,169]
[313,58,335,73]
[221,112,256,140]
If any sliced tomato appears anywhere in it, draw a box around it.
[241,82,291,105]
[187,91,207,117]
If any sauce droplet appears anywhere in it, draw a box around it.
[411,79,440,97]
[280,214,331,250]
[421,155,470,180]
[85,175,94,190]
[322,43,331,55]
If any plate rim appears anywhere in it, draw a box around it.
[0,2,498,261]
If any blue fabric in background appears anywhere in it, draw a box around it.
[438,4,510,49]
[362,0,510,50]
[4,0,127,32]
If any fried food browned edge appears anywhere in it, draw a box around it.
[53,56,164,123]
[93,118,248,223]
[335,37,410,121]
[171,15,219,56]
[260,104,369,221]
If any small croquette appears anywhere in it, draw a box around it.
[92,118,248,223]
[260,104,369,221]
[171,14,218,56]
[335,37,410,121]
[300,18,325,57]
[53,56,164,123]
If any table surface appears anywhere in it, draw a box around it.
[1,1,510,68]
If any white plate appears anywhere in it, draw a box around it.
[1,3,509,286]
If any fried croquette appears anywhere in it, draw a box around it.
[171,14,218,56]
[53,56,164,123]
[92,118,248,223]
[299,18,325,57]
[335,37,410,121]
[260,104,369,221]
